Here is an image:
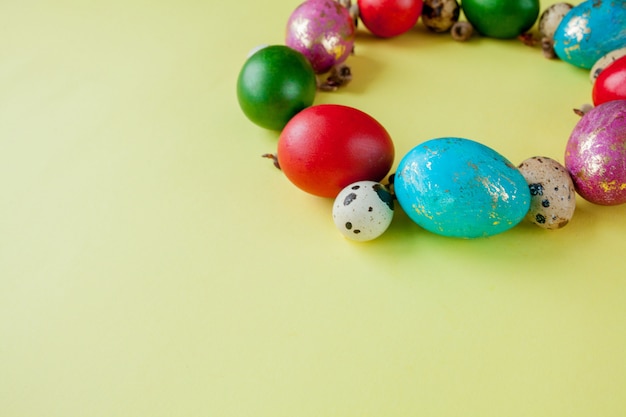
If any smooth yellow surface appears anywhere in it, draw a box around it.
[1,0,625,416]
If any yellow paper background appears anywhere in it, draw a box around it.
[1,0,625,416]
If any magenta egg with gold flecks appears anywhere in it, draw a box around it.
[565,100,626,205]
[286,0,355,74]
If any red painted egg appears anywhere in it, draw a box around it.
[593,54,626,106]
[277,104,395,198]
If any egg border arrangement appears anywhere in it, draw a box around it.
[236,0,626,241]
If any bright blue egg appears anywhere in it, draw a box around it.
[553,0,626,69]
[394,138,531,238]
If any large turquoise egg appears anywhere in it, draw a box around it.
[553,0,626,70]
[394,138,531,238]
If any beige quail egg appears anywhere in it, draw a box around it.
[518,156,576,229]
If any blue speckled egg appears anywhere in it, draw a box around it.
[553,0,626,70]
[394,138,531,238]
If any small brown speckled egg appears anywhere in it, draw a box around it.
[538,2,573,41]
[518,156,576,230]
[589,47,626,83]
[422,0,460,33]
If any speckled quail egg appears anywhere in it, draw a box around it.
[518,156,576,229]
[538,2,573,41]
[422,0,460,33]
[589,47,626,83]
[332,181,394,241]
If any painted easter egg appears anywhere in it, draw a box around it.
[461,0,540,39]
[358,0,424,38]
[394,138,531,238]
[553,0,626,70]
[592,54,626,105]
[277,104,395,198]
[237,45,317,131]
[286,0,355,74]
[565,100,626,205]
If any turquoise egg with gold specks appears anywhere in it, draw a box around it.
[553,0,626,70]
[394,138,531,238]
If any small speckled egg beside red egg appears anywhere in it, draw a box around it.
[332,181,395,241]
[589,47,626,83]
[565,100,626,205]
[518,156,576,229]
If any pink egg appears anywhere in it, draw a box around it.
[285,0,355,74]
[565,100,626,205]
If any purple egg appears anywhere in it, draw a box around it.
[565,100,626,205]
[285,0,355,74]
